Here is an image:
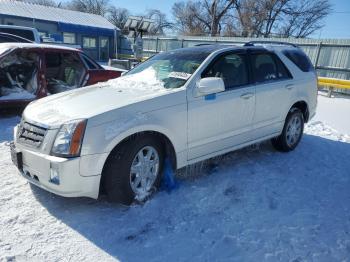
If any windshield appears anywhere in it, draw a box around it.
[126,49,211,89]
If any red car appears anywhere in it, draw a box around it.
[0,43,123,109]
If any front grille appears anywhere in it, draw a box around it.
[17,121,47,148]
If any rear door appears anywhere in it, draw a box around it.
[249,50,294,139]
[187,50,256,160]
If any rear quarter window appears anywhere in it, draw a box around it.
[282,49,314,72]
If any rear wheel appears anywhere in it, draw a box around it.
[102,135,164,205]
[271,108,304,152]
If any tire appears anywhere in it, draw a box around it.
[102,135,164,205]
[271,108,304,152]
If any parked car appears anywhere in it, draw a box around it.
[0,32,33,43]
[0,43,122,109]
[11,42,317,205]
[0,25,41,43]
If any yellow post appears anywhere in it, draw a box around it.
[318,77,350,89]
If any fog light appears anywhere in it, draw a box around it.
[50,164,60,185]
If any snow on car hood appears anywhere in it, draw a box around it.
[23,70,176,128]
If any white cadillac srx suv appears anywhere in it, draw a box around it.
[11,42,317,205]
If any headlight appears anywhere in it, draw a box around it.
[51,119,87,157]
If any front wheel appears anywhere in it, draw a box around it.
[271,108,304,152]
[102,135,164,205]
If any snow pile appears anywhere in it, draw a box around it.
[1,97,350,261]
[105,66,188,93]
[305,121,350,143]
[107,68,168,93]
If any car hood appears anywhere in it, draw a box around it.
[24,73,175,128]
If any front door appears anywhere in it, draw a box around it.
[187,51,255,160]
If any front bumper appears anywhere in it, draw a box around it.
[12,143,102,199]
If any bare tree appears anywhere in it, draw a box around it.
[200,0,236,36]
[172,0,236,36]
[146,9,173,35]
[172,1,208,35]
[232,0,331,38]
[108,7,130,29]
[234,0,288,37]
[66,0,110,16]
[279,0,332,38]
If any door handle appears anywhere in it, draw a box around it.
[240,93,254,99]
[285,84,294,90]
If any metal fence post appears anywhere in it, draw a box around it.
[315,41,323,70]
[155,37,159,53]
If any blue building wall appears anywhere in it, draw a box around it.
[0,14,117,61]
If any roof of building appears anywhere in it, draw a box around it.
[0,0,117,30]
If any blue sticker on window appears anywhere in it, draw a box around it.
[205,94,216,100]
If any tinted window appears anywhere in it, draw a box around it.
[0,35,16,43]
[0,28,35,41]
[275,55,292,79]
[283,49,314,72]
[203,53,249,90]
[251,53,291,83]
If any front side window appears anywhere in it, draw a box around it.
[125,49,211,89]
[83,37,96,48]
[251,53,291,83]
[202,53,249,90]
[63,32,76,44]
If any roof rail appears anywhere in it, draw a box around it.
[244,41,299,48]
[194,43,215,46]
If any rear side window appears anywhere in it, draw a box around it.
[251,52,292,83]
[0,28,35,41]
[283,49,314,72]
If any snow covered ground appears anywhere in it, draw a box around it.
[1,95,350,261]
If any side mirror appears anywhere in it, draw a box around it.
[197,77,225,96]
